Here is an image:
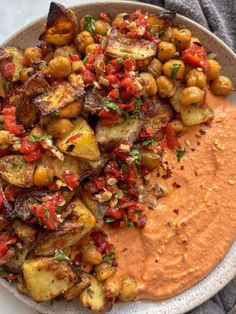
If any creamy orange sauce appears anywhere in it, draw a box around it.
[106,92,236,300]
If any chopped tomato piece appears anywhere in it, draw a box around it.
[63,171,79,189]
[82,70,95,84]
[108,88,119,100]
[0,243,8,258]
[0,194,3,207]
[98,109,120,124]
[70,54,80,62]
[20,137,41,155]
[2,107,25,136]
[4,186,19,202]
[123,59,136,72]
[2,63,15,77]
[165,124,180,149]
[66,133,82,143]
[99,11,110,22]
[182,44,209,73]
[105,208,124,219]
[107,74,118,84]
[23,148,42,162]
[139,127,154,138]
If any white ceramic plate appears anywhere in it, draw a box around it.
[1,1,236,313]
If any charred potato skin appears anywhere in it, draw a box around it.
[39,2,78,45]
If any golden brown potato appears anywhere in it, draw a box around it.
[48,56,72,79]
[147,58,163,79]
[74,31,95,55]
[104,276,121,298]
[95,19,110,35]
[171,28,191,50]
[169,119,186,134]
[71,61,86,74]
[163,59,185,79]
[64,274,91,300]
[157,41,176,62]
[119,276,138,301]
[207,59,221,81]
[140,149,162,171]
[86,43,99,56]
[39,2,78,45]
[186,68,207,88]
[180,86,205,107]
[33,164,54,186]
[2,47,24,82]
[12,220,36,242]
[68,73,84,89]
[211,76,234,96]
[156,75,176,98]
[47,118,74,138]
[95,263,117,281]
[136,57,152,72]
[81,244,103,265]
[23,47,43,64]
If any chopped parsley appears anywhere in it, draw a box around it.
[49,108,59,117]
[103,250,116,264]
[129,98,142,117]
[103,100,121,114]
[105,216,116,223]
[54,248,70,261]
[121,163,128,173]
[130,147,141,164]
[117,57,124,64]
[43,207,50,219]
[142,138,153,147]
[2,79,10,91]
[170,63,181,79]
[83,55,89,64]
[176,148,187,162]
[84,16,96,36]
[28,133,51,142]
[125,215,134,227]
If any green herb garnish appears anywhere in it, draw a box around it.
[125,215,134,228]
[142,138,153,147]
[43,207,50,219]
[117,57,124,64]
[130,147,141,164]
[49,108,59,117]
[170,63,181,79]
[121,163,128,173]
[176,148,187,162]
[2,79,10,91]
[54,248,70,261]
[103,250,115,264]
[84,16,96,36]
[83,55,89,64]
[28,133,51,142]
[104,101,121,114]
[105,217,116,223]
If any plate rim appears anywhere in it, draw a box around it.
[1,1,236,313]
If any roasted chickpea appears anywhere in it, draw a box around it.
[211,76,234,96]
[53,45,78,58]
[68,73,84,89]
[207,59,221,81]
[95,263,117,281]
[157,41,176,62]
[85,43,99,56]
[30,126,45,137]
[112,12,127,27]
[74,31,95,55]
[147,58,163,79]
[19,67,34,83]
[169,119,186,134]
[136,57,152,72]
[140,72,157,96]
[81,244,103,265]
[119,276,138,301]
[33,165,54,186]
[71,60,86,73]
[48,56,72,79]
[180,86,205,107]
[95,19,109,35]
[0,131,11,149]
[171,28,191,50]
[104,276,121,298]
[163,60,185,79]
[160,27,173,42]
[186,68,207,89]
[47,118,73,138]
[23,47,43,64]
[156,76,176,98]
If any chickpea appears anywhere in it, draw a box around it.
[156,76,176,98]
[112,12,127,27]
[30,126,45,137]
[74,31,95,55]
[207,59,221,81]
[160,27,173,42]
[85,43,99,56]
[71,60,86,73]
[19,67,34,83]
[104,276,121,298]
[136,57,152,72]
[180,86,205,107]
[186,68,207,89]
[211,76,234,96]
[68,73,84,89]
[33,165,54,186]
[169,119,186,134]
[171,28,191,50]
[95,19,108,35]
[95,263,117,281]
[0,131,12,149]
[163,60,185,79]
[48,56,72,79]
[23,47,43,64]
[47,118,73,138]
[158,41,176,62]
[81,244,103,265]
[59,101,82,118]
[119,276,138,301]
[147,58,163,79]
[140,72,157,96]
[53,45,79,58]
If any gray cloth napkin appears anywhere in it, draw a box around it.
[138,0,236,313]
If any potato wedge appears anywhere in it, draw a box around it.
[34,198,96,256]
[39,2,78,45]
[80,275,108,312]
[22,257,77,302]
[0,155,36,188]
[56,118,100,161]
[170,88,214,126]
[64,273,91,301]
[96,117,142,151]
[34,82,84,117]
[105,29,157,60]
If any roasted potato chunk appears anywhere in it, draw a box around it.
[80,275,108,312]
[22,257,77,302]
[34,82,84,117]
[56,117,100,161]
[84,87,106,114]
[96,117,142,151]
[64,273,91,301]
[39,2,78,45]
[34,198,96,256]
[0,155,36,188]
[105,29,157,60]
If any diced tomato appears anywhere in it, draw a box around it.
[21,57,30,67]
[2,63,15,78]
[82,70,95,84]
[165,124,180,149]
[127,167,137,183]
[111,59,121,71]
[107,74,118,84]
[56,239,65,248]
[105,208,124,219]
[20,137,41,155]
[70,54,80,62]
[120,201,144,210]
[141,168,149,177]
[139,127,154,138]
[94,45,103,55]
[123,59,136,72]
[112,146,129,160]
[105,64,117,75]
[48,181,59,191]
[105,160,121,179]
[2,107,25,136]
[134,213,146,228]
[0,243,8,258]
[92,177,105,190]
[99,11,110,22]
[4,186,19,202]
[63,171,79,189]
[66,133,82,143]
[0,194,3,207]
[182,44,209,73]
[98,109,120,124]
[23,148,42,162]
